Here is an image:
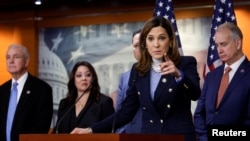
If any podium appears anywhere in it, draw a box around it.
[20,134,184,141]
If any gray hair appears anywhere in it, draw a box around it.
[8,43,30,59]
[216,22,243,41]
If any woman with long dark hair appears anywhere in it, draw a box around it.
[55,61,114,133]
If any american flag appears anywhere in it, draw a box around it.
[153,0,183,55]
[204,0,237,77]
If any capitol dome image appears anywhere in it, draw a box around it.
[38,33,69,127]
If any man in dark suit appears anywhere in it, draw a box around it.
[0,44,53,141]
[194,23,250,141]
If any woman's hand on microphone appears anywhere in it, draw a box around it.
[70,127,92,134]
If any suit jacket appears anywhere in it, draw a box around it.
[0,73,53,141]
[91,56,201,141]
[115,70,142,133]
[56,94,115,133]
[194,58,250,141]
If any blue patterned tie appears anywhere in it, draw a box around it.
[6,82,18,141]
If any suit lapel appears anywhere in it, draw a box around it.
[136,73,152,103]
[76,96,92,124]
[211,66,224,108]
[1,81,12,119]
[154,74,172,102]
[220,59,250,105]
[137,72,171,104]
[13,74,32,125]
[137,72,162,115]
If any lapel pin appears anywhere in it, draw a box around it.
[26,90,31,94]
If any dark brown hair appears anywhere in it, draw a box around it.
[66,61,101,103]
[136,16,181,76]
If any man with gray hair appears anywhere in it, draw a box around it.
[0,44,53,141]
[194,23,250,141]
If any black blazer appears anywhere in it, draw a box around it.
[0,73,53,141]
[56,94,115,133]
[91,56,201,141]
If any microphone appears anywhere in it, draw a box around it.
[111,113,118,133]
[55,89,88,133]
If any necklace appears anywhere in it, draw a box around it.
[78,101,84,108]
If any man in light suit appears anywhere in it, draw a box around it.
[194,23,250,141]
[115,29,142,133]
[0,44,53,141]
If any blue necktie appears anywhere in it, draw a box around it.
[6,82,18,141]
